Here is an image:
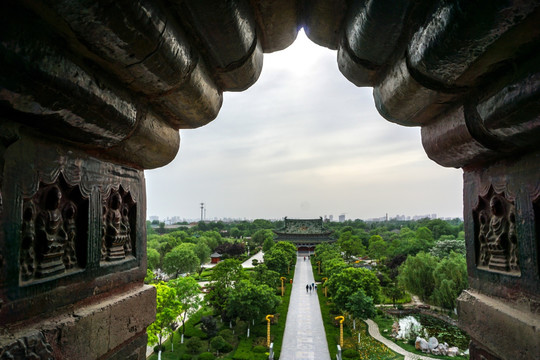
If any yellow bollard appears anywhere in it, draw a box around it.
[335,316,345,348]
[280,276,286,297]
[266,315,274,347]
[322,277,328,297]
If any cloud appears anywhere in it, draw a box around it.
[145,30,463,221]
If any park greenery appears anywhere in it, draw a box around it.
[145,216,468,359]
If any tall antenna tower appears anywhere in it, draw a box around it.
[200,202,204,221]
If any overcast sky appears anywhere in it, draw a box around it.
[145,30,463,222]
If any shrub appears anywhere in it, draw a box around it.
[179,355,192,360]
[153,345,165,353]
[185,336,203,354]
[253,345,266,353]
[210,336,227,352]
[221,342,233,353]
[343,349,357,359]
[219,329,234,342]
[201,316,218,337]
[198,352,215,360]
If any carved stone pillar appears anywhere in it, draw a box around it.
[0,125,156,359]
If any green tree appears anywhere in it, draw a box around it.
[326,267,381,310]
[194,241,211,265]
[207,259,246,313]
[431,252,468,309]
[226,279,281,336]
[383,282,406,307]
[263,248,289,275]
[162,244,199,278]
[324,258,348,278]
[398,252,437,301]
[430,238,466,258]
[338,231,366,261]
[251,264,280,289]
[368,235,388,261]
[253,229,274,246]
[147,282,181,353]
[262,237,275,252]
[147,248,160,271]
[168,276,203,335]
[346,289,376,320]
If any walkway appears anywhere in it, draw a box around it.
[280,257,331,360]
[364,319,436,360]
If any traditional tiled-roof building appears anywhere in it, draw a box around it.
[273,217,334,253]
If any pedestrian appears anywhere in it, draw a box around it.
[315,284,317,291]
[312,282,314,289]
[306,284,309,293]
[309,285,312,292]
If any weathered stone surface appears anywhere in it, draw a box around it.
[458,290,540,360]
[415,337,429,352]
[344,0,409,66]
[408,1,540,87]
[303,0,347,50]
[421,106,497,168]
[374,58,460,126]
[250,0,299,53]
[0,285,155,360]
[174,0,262,91]
[428,337,439,350]
[447,346,459,357]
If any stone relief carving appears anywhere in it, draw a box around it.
[19,177,87,283]
[102,187,135,262]
[0,332,54,359]
[475,190,520,275]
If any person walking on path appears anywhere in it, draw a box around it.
[306,284,309,293]
[280,256,331,360]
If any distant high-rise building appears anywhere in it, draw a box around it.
[329,215,333,221]
[149,215,159,221]
[339,214,345,222]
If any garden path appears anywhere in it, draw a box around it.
[280,257,331,360]
[364,319,436,360]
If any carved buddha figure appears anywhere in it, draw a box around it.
[20,203,36,280]
[106,192,122,244]
[101,205,108,260]
[478,210,489,266]
[487,195,508,251]
[38,187,66,252]
[62,202,77,269]
[508,209,519,272]
[105,191,128,260]
[35,186,67,276]
[121,203,132,255]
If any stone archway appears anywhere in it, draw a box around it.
[0,1,539,359]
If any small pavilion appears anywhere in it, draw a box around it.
[273,217,334,253]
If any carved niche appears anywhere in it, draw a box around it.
[19,175,88,284]
[101,186,136,262]
[0,332,54,359]
[474,189,520,275]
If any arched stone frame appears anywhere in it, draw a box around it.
[0,1,539,359]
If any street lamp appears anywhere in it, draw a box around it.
[280,276,286,297]
[266,314,274,347]
[322,277,328,297]
[335,316,345,348]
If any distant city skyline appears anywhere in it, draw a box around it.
[145,30,463,221]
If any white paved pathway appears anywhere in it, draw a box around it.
[364,319,436,360]
[280,257,331,360]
